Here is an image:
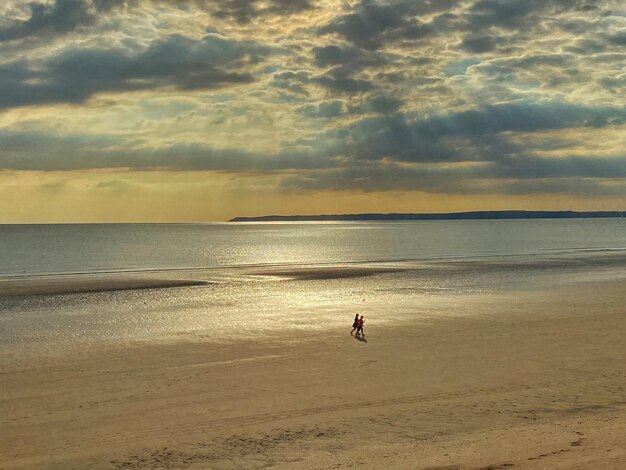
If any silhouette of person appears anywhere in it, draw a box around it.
[356,315,365,337]
[350,313,359,335]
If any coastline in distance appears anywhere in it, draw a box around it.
[230,210,626,222]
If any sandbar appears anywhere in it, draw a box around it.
[248,265,407,280]
[0,276,208,297]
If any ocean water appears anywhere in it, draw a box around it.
[1,219,625,276]
[1,219,625,360]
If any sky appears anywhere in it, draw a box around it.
[0,0,624,222]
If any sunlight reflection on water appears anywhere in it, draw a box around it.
[2,257,625,363]
[1,219,625,361]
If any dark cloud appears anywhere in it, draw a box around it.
[0,129,121,170]
[362,94,403,114]
[564,39,605,55]
[319,1,405,49]
[0,0,316,43]
[310,45,389,97]
[373,70,412,84]
[298,93,403,118]
[0,34,274,109]
[313,45,358,67]
[2,99,625,198]
[468,53,573,85]
[312,67,374,94]
[466,0,538,30]
[598,75,626,93]
[342,102,626,163]
[208,0,314,24]
[278,159,626,195]
[0,0,96,42]
[0,0,147,43]
[299,100,345,119]
[270,70,311,96]
[347,94,403,115]
[313,0,619,65]
[0,129,335,172]
[311,44,388,74]
[608,33,626,46]
[108,0,317,21]
[92,0,131,12]
[276,102,626,181]
[317,0,594,52]
[494,155,626,179]
[3,100,623,171]
[277,148,626,194]
[464,0,588,31]
[461,36,497,53]
[318,0,438,50]
[464,0,614,33]
[576,3,600,11]
[339,115,457,163]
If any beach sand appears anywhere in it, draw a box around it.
[1,279,626,469]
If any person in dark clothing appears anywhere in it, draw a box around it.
[350,313,359,335]
[356,315,365,337]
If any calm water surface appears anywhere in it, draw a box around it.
[0,219,624,276]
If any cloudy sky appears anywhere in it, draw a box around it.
[0,0,624,221]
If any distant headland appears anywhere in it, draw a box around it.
[229,210,626,222]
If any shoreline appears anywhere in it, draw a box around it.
[229,210,626,222]
[2,279,625,469]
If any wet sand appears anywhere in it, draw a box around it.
[248,265,408,280]
[1,279,626,469]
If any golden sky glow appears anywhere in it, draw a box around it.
[0,0,624,221]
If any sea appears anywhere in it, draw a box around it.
[1,219,625,360]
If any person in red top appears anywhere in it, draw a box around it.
[356,315,365,337]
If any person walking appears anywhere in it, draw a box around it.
[356,315,365,337]
[350,313,359,335]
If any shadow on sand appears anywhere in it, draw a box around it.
[355,335,368,343]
